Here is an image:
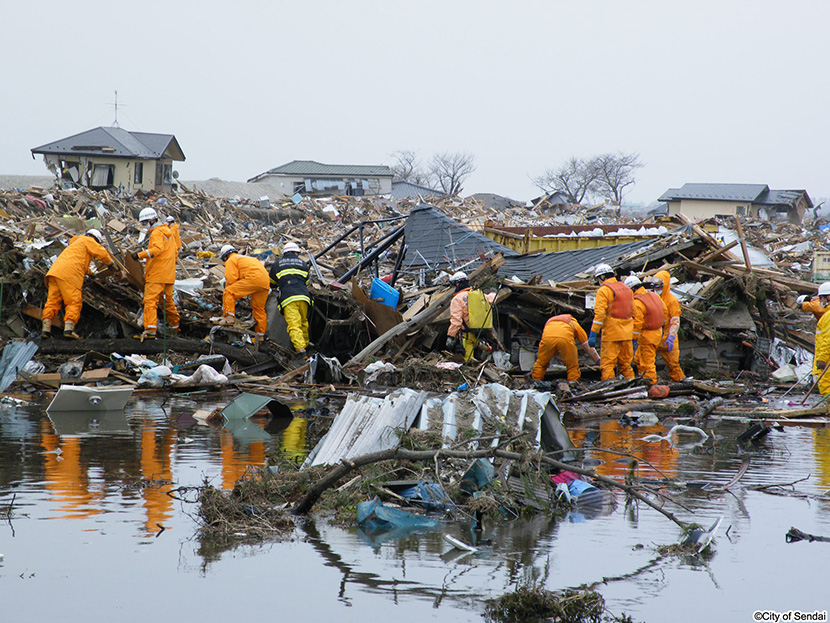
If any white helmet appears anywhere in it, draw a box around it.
[645,275,663,290]
[138,207,158,223]
[623,275,641,289]
[449,271,468,283]
[166,216,175,224]
[593,263,614,279]
[818,283,830,297]
[86,228,104,244]
[283,242,301,254]
[219,244,237,261]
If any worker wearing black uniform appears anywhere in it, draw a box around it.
[269,242,311,354]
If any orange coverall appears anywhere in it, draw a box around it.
[43,235,113,325]
[591,277,635,380]
[138,224,179,332]
[654,271,686,381]
[802,297,827,320]
[532,314,589,382]
[223,253,270,336]
[448,287,496,360]
[632,287,669,384]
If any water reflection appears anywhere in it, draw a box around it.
[4,398,830,622]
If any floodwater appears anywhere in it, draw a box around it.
[2,393,829,623]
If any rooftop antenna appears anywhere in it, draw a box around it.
[108,90,125,127]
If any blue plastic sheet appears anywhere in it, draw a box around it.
[357,497,440,535]
[398,481,453,511]
[461,458,495,493]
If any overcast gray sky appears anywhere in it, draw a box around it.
[4,0,828,204]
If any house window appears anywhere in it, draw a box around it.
[91,164,114,188]
[134,162,143,185]
[736,205,746,215]
[155,163,173,186]
[293,181,305,194]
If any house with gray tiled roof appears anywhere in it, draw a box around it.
[658,183,812,224]
[248,160,393,197]
[31,126,185,193]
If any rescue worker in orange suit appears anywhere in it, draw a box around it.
[446,271,498,361]
[588,264,635,380]
[797,293,827,320]
[131,207,179,340]
[41,229,114,339]
[654,270,686,381]
[216,245,270,344]
[269,242,311,355]
[811,282,830,396]
[625,275,669,385]
[532,314,600,383]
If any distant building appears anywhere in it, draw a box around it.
[390,180,444,201]
[31,126,185,194]
[248,160,393,197]
[658,183,812,225]
[469,193,526,211]
[531,191,572,209]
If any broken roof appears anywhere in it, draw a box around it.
[391,180,444,200]
[499,239,653,283]
[31,126,185,161]
[248,160,393,182]
[658,183,769,203]
[403,205,656,282]
[756,189,813,209]
[403,205,513,269]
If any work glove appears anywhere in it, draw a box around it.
[796,295,809,306]
[587,331,597,348]
[664,335,675,352]
[446,336,457,352]
[131,251,140,260]
[817,360,827,370]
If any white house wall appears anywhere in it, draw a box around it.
[667,199,759,220]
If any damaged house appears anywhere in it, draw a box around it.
[31,126,186,194]
[247,160,393,197]
[659,183,813,225]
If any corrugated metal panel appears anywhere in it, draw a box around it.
[0,340,38,392]
[307,388,427,467]
[262,160,393,177]
[391,180,444,200]
[499,239,654,283]
[403,205,514,269]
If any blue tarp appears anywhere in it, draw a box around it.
[357,497,441,535]
[398,481,453,512]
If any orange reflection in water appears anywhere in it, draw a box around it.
[568,420,680,480]
[139,421,176,534]
[40,420,104,519]
[220,430,267,489]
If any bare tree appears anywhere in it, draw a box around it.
[532,156,600,205]
[594,152,643,205]
[390,150,419,181]
[428,152,476,196]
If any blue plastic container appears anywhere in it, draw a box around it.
[370,278,400,308]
